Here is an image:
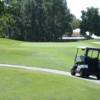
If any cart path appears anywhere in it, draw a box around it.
[0,64,100,84]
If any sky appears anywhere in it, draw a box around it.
[67,0,100,19]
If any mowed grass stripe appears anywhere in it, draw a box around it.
[0,68,100,100]
[0,38,99,71]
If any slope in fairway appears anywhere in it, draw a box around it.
[0,38,99,71]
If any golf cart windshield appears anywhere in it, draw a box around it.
[75,47,100,62]
[76,46,86,56]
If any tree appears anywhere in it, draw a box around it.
[1,0,73,41]
[48,0,73,40]
[19,0,47,41]
[71,15,80,29]
[19,0,73,41]
[80,7,100,37]
[0,0,15,38]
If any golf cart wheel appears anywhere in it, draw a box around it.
[96,75,100,80]
[80,69,88,78]
[71,69,76,76]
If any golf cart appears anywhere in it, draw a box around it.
[71,46,100,79]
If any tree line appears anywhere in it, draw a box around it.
[80,7,100,37]
[0,0,100,41]
[0,0,73,41]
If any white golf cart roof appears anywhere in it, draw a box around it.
[78,46,87,49]
[78,46,100,51]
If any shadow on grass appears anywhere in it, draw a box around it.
[75,74,98,80]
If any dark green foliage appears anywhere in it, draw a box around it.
[0,0,15,38]
[71,15,80,29]
[80,7,100,37]
[1,0,73,41]
[0,1,4,16]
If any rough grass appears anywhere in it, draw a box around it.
[0,68,100,100]
[0,38,99,71]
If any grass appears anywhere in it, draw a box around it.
[0,38,99,71]
[0,68,100,100]
[0,38,100,100]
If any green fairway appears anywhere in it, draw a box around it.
[0,67,100,100]
[0,38,99,71]
[0,38,100,100]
